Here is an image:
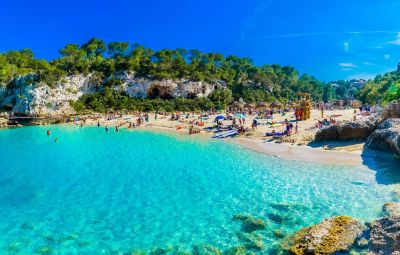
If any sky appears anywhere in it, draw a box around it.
[2,0,400,81]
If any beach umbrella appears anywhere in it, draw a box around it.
[270,102,282,109]
[215,115,225,122]
[230,101,245,110]
[245,103,256,109]
[256,102,268,109]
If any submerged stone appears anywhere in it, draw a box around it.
[192,244,222,255]
[237,232,264,251]
[285,216,364,255]
[274,229,286,239]
[37,246,53,255]
[222,246,246,255]
[232,214,266,233]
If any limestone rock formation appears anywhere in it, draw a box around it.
[286,216,364,255]
[0,72,223,116]
[366,118,400,156]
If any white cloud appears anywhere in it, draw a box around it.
[339,62,357,68]
[343,42,349,51]
[347,73,376,80]
[363,62,374,66]
[389,32,400,45]
[384,54,391,60]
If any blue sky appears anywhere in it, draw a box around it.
[2,0,400,81]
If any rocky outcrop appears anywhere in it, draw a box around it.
[381,202,400,218]
[0,72,223,116]
[368,203,400,255]
[286,216,364,255]
[366,118,400,156]
[381,100,400,120]
[117,72,221,99]
[1,74,98,116]
[315,120,377,141]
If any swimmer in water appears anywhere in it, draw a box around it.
[105,126,109,132]
[47,130,51,136]
[54,137,58,142]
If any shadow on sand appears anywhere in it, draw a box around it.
[309,140,400,185]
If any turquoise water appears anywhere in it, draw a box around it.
[0,125,399,254]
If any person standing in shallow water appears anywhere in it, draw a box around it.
[47,130,51,136]
[105,126,109,132]
[115,126,119,132]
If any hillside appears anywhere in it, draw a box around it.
[0,38,393,114]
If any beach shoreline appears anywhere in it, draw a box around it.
[2,108,375,166]
[129,123,365,166]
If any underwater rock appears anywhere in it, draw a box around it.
[222,246,246,255]
[20,222,34,230]
[236,232,264,251]
[270,202,309,213]
[286,216,364,255]
[232,214,266,233]
[37,246,53,255]
[274,229,286,239]
[124,250,148,255]
[192,244,222,255]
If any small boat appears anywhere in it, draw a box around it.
[212,129,238,139]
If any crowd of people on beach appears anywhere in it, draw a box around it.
[45,101,368,143]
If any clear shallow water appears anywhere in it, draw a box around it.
[0,125,399,254]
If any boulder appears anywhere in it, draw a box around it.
[366,119,400,156]
[368,217,400,255]
[232,214,266,233]
[315,120,377,141]
[382,100,400,120]
[286,216,365,255]
[382,202,400,218]
[315,125,339,140]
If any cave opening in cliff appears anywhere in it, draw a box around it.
[148,87,174,99]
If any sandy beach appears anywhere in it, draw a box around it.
[73,108,371,165]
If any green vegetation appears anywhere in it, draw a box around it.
[69,88,218,113]
[357,71,400,105]
[1,38,399,112]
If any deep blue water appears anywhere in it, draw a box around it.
[0,125,399,254]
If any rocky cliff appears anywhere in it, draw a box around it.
[0,72,224,116]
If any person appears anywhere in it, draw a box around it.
[97,121,100,127]
[115,126,119,132]
[47,130,51,136]
[105,126,109,132]
[54,137,58,143]
[252,119,258,131]
[321,107,324,118]
[295,121,299,134]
